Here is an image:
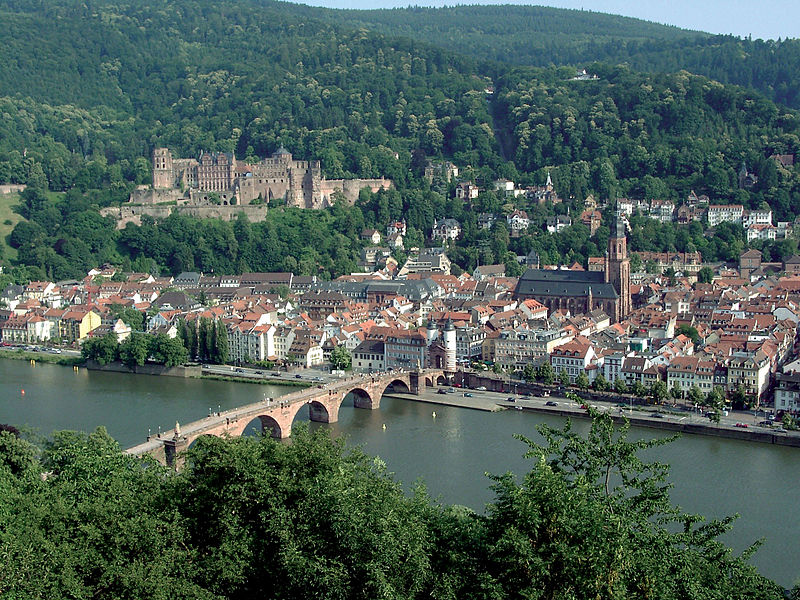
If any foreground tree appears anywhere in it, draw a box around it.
[482,398,783,599]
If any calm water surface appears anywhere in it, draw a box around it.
[2,359,799,587]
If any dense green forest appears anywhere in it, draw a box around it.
[495,64,800,217]
[303,4,800,109]
[0,411,788,598]
[1,0,800,281]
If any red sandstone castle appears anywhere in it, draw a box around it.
[152,147,391,209]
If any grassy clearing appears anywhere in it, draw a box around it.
[0,192,24,261]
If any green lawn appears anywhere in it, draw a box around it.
[0,192,24,262]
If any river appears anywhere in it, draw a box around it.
[2,359,799,587]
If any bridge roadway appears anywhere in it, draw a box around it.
[126,369,447,467]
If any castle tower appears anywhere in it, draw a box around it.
[605,212,631,322]
[153,148,174,189]
[443,319,456,371]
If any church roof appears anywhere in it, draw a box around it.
[514,268,618,299]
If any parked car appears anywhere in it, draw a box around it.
[545,401,558,407]
[463,393,473,397]
[506,397,516,402]
[437,389,448,395]
[295,374,302,379]
[476,386,487,391]
[758,420,773,426]
[734,422,748,428]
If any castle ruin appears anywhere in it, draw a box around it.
[104,148,393,228]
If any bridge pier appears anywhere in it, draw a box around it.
[309,399,340,424]
[163,438,189,470]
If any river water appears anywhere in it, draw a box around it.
[2,360,799,587]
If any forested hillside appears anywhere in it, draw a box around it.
[495,64,800,219]
[1,0,800,282]
[303,4,800,109]
[0,0,501,191]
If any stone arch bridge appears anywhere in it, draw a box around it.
[126,369,449,467]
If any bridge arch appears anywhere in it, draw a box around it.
[436,374,448,386]
[380,378,411,397]
[342,386,375,409]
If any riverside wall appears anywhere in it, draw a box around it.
[85,360,202,378]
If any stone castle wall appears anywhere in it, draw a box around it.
[320,178,392,205]
[101,204,268,229]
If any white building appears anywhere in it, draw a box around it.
[746,223,777,242]
[507,210,530,234]
[549,338,597,382]
[431,218,461,241]
[707,204,744,227]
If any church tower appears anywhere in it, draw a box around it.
[605,212,631,322]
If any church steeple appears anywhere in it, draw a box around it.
[605,210,631,322]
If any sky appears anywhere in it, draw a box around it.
[297,0,798,41]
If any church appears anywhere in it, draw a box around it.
[513,214,632,323]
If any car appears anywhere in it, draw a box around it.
[758,420,773,426]
[652,412,664,418]
[521,392,532,397]
[580,404,588,410]
[272,372,280,376]
[453,383,462,388]
[235,368,245,373]
[476,386,487,391]
[545,401,558,407]
[463,393,473,397]
[734,422,748,428]
[775,427,788,433]
[507,397,516,402]
[437,389,448,395]
[295,374,303,379]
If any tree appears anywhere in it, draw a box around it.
[670,382,683,401]
[575,372,589,390]
[649,380,668,404]
[533,362,553,385]
[329,345,352,371]
[676,324,701,346]
[484,397,781,599]
[687,385,704,406]
[213,321,229,365]
[592,373,609,392]
[614,377,629,394]
[632,380,647,398]
[81,333,118,365]
[559,368,570,386]
[522,363,536,383]
[697,266,714,284]
[110,305,144,331]
[149,333,188,367]
[118,333,150,368]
